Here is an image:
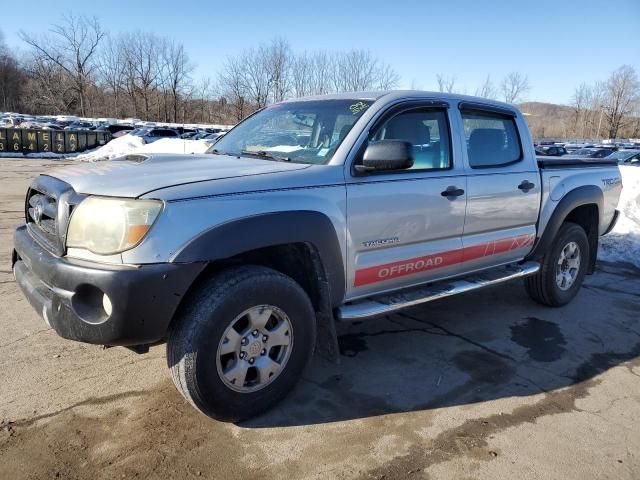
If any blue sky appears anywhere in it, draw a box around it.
[3,0,639,105]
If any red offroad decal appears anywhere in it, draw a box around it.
[354,234,535,287]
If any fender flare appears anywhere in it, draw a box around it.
[171,211,345,307]
[527,185,603,265]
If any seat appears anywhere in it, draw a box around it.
[383,114,439,169]
[468,128,507,167]
[384,114,431,146]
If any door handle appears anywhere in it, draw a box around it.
[441,186,465,198]
[518,180,535,192]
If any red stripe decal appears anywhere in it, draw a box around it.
[354,234,535,287]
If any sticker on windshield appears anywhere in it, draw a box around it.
[317,148,330,157]
[350,101,370,115]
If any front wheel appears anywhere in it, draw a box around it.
[167,265,316,421]
[525,222,589,307]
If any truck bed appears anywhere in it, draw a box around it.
[537,157,619,169]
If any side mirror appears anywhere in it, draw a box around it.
[356,140,414,173]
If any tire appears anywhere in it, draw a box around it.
[167,265,316,422]
[525,222,589,307]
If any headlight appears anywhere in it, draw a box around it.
[67,197,162,255]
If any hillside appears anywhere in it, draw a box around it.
[518,102,573,120]
[518,101,639,140]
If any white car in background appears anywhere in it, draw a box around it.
[606,149,640,165]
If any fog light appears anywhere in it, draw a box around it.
[102,294,113,317]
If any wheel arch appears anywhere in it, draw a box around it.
[528,185,603,273]
[170,211,345,361]
[171,211,345,307]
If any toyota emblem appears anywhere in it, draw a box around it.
[33,200,44,225]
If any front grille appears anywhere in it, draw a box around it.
[26,188,60,253]
[28,192,57,233]
[24,176,81,256]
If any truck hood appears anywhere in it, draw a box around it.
[45,153,311,197]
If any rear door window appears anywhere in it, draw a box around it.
[461,111,522,168]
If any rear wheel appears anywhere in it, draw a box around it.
[167,265,316,421]
[525,222,589,307]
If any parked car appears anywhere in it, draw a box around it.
[606,149,640,164]
[534,140,557,147]
[181,130,200,139]
[200,132,223,141]
[593,144,618,152]
[55,115,80,123]
[199,133,224,147]
[564,142,594,152]
[569,148,615,159]
[535,145,568,156]
[41,123,64,131]
[107,124,135,136]
[141,128,180,143]
[65,121,95,131]
[12,91,622,421]
[192,131,213,140]
[112,128,137,139]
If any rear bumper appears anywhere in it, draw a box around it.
[12,225,204,346]
[602,209,620,236]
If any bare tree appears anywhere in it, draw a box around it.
[310,50,333,94]
[163,40,193,122]
[0,30,25,111]
[569,83,591,138]
[332,49,398,92]
[602,65,639,139]
[291,50,335,96]
[22,55,76,113]
[586,81,606,138]
[291,51,312,98]
[376,63,400,90]
[333,50,376,92]
[122,32,163,119]
[219,55,249,122]
[97,35,126,117]
[475,75,496,99]
[501,71,530,104]
[20,14,104,116]
[194,76,214,123]
[220,39,291,111]
[265,37,291,102]
[241,47,272,108]
[436,74,456,93]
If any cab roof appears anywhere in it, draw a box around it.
[282,90,519,113]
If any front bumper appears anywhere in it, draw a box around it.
[12,225,205,346]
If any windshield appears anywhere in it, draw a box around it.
[607,151,634,160]
[208,99,373,164]
[572,149,594,155]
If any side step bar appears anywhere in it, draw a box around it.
[337,261,540,321]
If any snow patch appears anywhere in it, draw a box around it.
[138,138,211,155]
[74,135,211,162]
[598,165,640,268]
[74,135,146,161]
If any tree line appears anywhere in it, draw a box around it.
[0,15,401,125]
[521,65,640,140]
[0,14,638,138]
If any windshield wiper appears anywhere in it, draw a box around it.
[208,148,236,157]
[241,150,291,162]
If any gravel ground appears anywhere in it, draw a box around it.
[1,158,639,480]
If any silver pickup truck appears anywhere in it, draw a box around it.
[12,91,622,421]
